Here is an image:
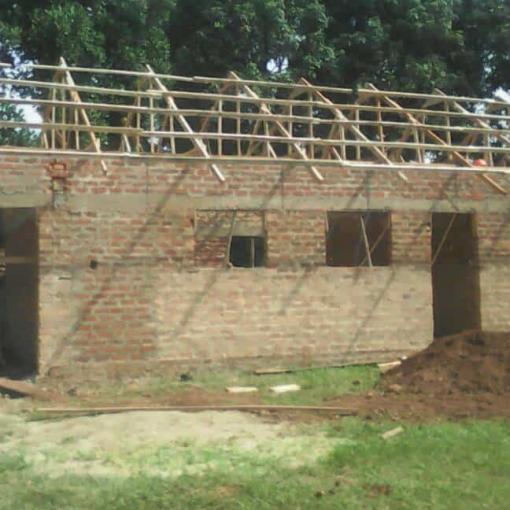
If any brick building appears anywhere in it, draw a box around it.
[0,61,509,378]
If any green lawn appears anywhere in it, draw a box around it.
[3,367,509,509]
[72,365,380,406]
[1,418,509,510]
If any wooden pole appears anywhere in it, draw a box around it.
[360,216,373,267]
[37,404,357,416]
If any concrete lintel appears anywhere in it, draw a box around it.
[0,193,50,208]
[62,193,510,215]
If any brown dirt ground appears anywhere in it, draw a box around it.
[327,330,510,420]
[7,330,509,422]
[74,387,263,408]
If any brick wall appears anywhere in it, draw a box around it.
[1,155,510,378]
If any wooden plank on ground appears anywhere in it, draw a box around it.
[37,404,357,416]
[0,377,60,401]
[253,361,377,375]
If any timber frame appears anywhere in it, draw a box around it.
[1,59,510,192]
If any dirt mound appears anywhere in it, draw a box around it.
[381,330,510,395]
[327,331,510,420]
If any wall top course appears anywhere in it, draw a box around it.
[1,156,510,214]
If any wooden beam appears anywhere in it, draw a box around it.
[16,60,510,109]
[431,214,457,266]
[435,87,510,152]
[146,64,225,183]
[3,96,510,136]
[37,404,357,416]
[359,215,391,267]
[360,216,373,267]
[367,83,507,195]
[59,57,108,174]
[229,72,324,182]
[301,78,408,182]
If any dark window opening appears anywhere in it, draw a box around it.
[431,213,481,337]
[229,236,265,268]
[326,211,391,267]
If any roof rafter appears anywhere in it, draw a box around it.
[228,72,324,182]
[146,64,225,183]
[59,57,108,174]
[365,84,506,195]
[303,78,408,182]
[0,59,509,186]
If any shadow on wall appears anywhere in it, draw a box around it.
[43,166,284,372]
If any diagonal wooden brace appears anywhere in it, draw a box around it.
[301,78,408,183]
[229,72,324,182]
[146,65,225,183]
[59,58,108,174]
[366,83,506,195]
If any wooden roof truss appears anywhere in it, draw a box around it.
[1,59,510,192]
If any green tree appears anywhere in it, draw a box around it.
[1,0,509,97]
[0,104,37,146]
[167,0,332,80]
[0,0,173,72]
[319,0,467,93]
[454,0,510,95]
[0,0,175,147]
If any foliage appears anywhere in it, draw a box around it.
[319,0,465,92]
[0,0,173,73]
[0,104,37,146]
[454,0,510,95]
[0,1,508,92]
[0,0,509,144]
[167,0,332,80]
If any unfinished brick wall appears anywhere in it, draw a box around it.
[194,210,265,266]
[1,155,510,378]
[266,210,326,267]
[477,212,510,332]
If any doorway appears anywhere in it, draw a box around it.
[0,208,39,377]
[431,212,481,337]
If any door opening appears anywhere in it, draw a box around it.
[431,212,481,338]
[0,208,39,377]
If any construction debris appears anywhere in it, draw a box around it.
[386,383,403,394]
[254,361,375,376]
[377,361,402,373]
[381,426,404,440]
[36,404,356,417]
[226,386,258,394]
[270,384,301,394]
[0,377,60,401]
[254,367,292,375]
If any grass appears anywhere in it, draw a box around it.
[5,368,509,508]
[0,419,509,509]
[68,364,380,406]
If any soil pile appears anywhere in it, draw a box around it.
[381,330,510,395]
[328,331,510,420]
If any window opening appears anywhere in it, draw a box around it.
[229,236,265,268]
[326,211,391,267]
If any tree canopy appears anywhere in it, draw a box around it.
[0,0,509,95]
